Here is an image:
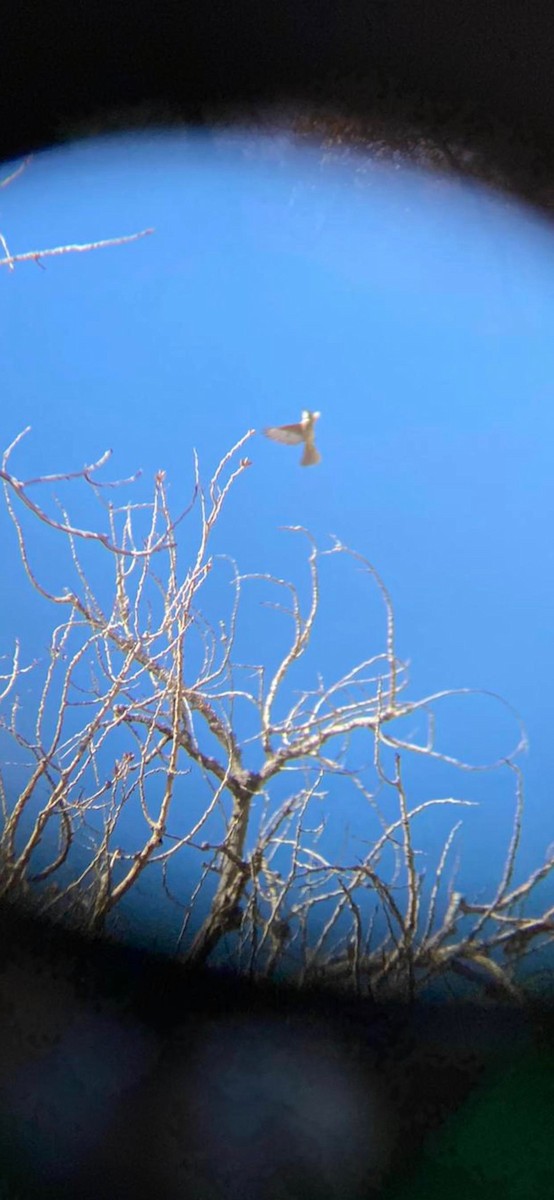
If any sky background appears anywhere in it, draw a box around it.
[1,128,553,981]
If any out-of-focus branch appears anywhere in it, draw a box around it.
[0,228,155,270]
[0,155,154,272]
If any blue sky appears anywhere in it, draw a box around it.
[1,129,553,975]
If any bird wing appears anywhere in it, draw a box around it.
[263,422,305,446]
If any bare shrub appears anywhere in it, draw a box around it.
[1,427,553,1001]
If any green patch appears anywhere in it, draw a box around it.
[386,1048,554,1200]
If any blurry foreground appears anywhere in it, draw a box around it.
[1,901,551,1199]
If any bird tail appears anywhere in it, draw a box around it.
[301,443,321,467]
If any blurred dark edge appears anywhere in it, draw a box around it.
[1,0,554,213]
[1,1,554,1196]
[0,894,552,1199]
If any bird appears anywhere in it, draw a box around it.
[262,410,322,466]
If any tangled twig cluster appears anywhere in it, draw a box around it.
[1,427,552,1002]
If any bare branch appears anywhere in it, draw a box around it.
[0,155,154,274]
[0,228,154,270]
[0,427,549,1000]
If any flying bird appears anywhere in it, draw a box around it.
[262,410,322,466]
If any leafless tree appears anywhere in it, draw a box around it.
[1,426,553,1003]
